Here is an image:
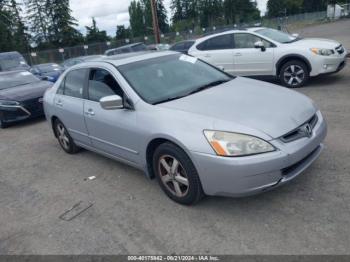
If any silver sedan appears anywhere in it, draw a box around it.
[43,51,327,205]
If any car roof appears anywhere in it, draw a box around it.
[106,42,145,52]
[0,51,22,57]
[92,51,179,67]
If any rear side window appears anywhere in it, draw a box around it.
[63,69,87,98]
[132,44,147,52]
[88,69,124,102]
[171,42,185,51]
[197,34,233,51]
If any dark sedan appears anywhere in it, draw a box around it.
[0,71,52,128]
[30,63,64,83]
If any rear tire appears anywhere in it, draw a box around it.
[53,119,80,154]
[279,60,309,88]
[153,142,204,205]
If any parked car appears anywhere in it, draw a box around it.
[188,27,348,88]
[104,43,148,56]
[0,71,53,128]
[0,51,30,72]
[30,63,64,82]
[170,40,195,54]
[62,55,105,70]
[148,44,171,51]
[44,52,327,205]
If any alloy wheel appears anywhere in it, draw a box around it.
[283,65,305,87]
[158,155,189,198]
[56,123,70,150]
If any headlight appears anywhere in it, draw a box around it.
[204,130,276,157]
[0,100,20,106]
[311,48,335,56]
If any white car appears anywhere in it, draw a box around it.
[188,27,348,88]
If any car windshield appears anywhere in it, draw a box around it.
[0,56,28,71]
[36,64,61,73]
[0,72,40,90]
[118,54,233,105]
[256,28,297,43]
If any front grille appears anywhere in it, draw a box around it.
[22,97,44,117]
[335,45,345,55]
[280,114,318,143]
[282,146,320,176]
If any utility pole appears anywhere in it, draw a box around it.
[150,0,161,44]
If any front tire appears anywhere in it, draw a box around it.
[280,60,309,88]
[153,143,204,205]
[53,119,80,154]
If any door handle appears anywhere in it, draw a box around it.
[234,53,242,57]
[85,109,95,116]
[56,100,63,107]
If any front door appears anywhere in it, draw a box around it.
[232,33,275,76]
[83,68,140,164]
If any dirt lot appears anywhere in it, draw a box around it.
[0,20,350,255]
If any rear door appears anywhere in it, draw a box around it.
[192,34,235,74]
[83,67,140,164]
[53,68,90,145]
[232,33,275,76]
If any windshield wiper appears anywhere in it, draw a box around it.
[188,79,230,95]
[153,94,189,105]
[153,79,230,105]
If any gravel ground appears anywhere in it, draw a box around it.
[0,20,349,255]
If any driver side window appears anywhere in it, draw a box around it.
[88,69,124,102]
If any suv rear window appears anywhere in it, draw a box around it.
[197,34,233,51]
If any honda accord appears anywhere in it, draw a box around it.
[43,52,327,205]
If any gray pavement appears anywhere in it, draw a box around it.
[0,20,350,255]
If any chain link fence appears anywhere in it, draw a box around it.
[23,11,335,65]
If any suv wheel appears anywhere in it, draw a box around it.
[153,143,204,205]
[280,60,309,88]
[54,119,80,154]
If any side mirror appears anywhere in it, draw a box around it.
[254,41,266,52]
[100,95,123,110]
[292,33,299,38]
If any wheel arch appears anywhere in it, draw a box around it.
[276,54,312,76]
[145,137,193,179]
[51,115,59,138]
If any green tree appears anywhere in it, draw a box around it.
[25,0,49,43]
[267,0,303,17]
[46,0,83,47]
[129,0,145,37]
[116,25,131,40]
[85,18,110,43]
[198,0,224,28]
[0,0,29,53]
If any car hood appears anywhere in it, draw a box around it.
[291,38,341,49]
[159,77,317,139]
[0,81,52,102]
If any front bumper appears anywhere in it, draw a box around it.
[190,111,327,197]
[0,98,44,124]
[311,53,347,76]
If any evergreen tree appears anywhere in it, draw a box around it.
[116,25,131,40]
[46,0,83,47]
[129,0,145,37]
[85,18,110,43]
[25,0,49,43]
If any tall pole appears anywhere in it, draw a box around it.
[150,0,161,44]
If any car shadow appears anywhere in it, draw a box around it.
[3,117,46,130]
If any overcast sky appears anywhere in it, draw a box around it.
[71,0,268,36]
